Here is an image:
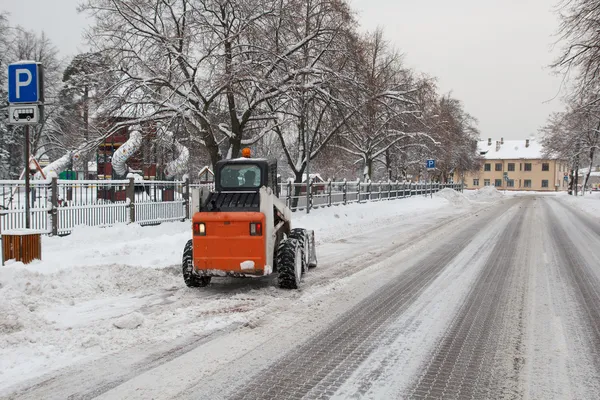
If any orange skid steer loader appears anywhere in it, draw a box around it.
[183,149,317,289]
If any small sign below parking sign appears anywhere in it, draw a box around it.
[9,104,40,125]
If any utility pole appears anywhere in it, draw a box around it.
[25,125,31,228]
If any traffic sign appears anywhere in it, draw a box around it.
[8,104,40,125]
[426,159,436,170]
[564,175,569,182]
[8,62,44,103]
[504,175,510,181]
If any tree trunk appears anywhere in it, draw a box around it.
[574,166,579,196]
[568,168,574,195]
[363,158,373,181]
[582,148,595,196]
[291,170,305,210]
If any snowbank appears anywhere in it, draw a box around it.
[434,188,471,207]
[464,186,504,202]
[293,196,459,243]
[558,192,600,217]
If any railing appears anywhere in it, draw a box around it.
[1,177,189,235]
[279,179,462,212]
[0,177,462,236]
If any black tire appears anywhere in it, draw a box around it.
[182,239,211,288]
[277,238,302,289]
[288,228,308,274]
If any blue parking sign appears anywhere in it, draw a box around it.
[8,62,43,103]
[426,159,436,170]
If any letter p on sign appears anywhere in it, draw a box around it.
[16,69,32,98]
[8,62,42,103]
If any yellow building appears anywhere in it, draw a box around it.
[464,138,568,191]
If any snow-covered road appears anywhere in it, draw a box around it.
[2,189,600,399]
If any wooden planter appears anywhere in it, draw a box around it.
[1,230,42,265]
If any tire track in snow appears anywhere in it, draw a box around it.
[227,201,518,400]
[407,198,532,399]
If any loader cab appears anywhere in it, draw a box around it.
[202,149,279,212]
[214,155,279,196]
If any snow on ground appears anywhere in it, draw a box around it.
[556,192,600,217]
[0,190,477,391]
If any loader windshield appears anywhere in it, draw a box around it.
[220,164,261,189]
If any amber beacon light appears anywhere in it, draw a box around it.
[241,148,252,158]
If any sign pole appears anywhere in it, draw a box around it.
[24,125,31,229]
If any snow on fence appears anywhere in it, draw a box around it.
[1,178,461,236]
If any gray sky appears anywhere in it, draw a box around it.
[2,0,564,141]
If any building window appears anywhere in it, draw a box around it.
[542,163,549,171]
[473,179,479,186]
[507,179,514,188]
[495,163,502,171]
[508,163,515,171]
[495,179,502,187]
[484,179,490,186]
[524,163,532,171]
[484,163,491,172]
[542,180,549,188]
[524,179,532,188]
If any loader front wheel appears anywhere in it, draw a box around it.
[277,238,302,289]
[182,239,211,288]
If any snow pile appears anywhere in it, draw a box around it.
[434,188,471,207]
[464,186,504,202]
[113,313,144,329]
[558,192,600,216]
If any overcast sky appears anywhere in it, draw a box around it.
[2,0,564,141]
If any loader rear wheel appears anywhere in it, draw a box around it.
[182,239,211,288]
[277,238,302,289]
[288,228,308,274]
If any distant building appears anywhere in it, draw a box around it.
[463,138,568,191]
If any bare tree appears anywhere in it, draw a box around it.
[335,30,437,181]
[541,93,600,195]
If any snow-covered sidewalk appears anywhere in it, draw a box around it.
[0,189,501,392]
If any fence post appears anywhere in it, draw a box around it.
[127,177,135,223]
[308,177,313,212]
[343,179,348,205]
[183,176,190,220]
[287,180,292,208]
[328,179,332,207]
[357,179,361,203]
[51,177,58,236]
[367,180,372,201]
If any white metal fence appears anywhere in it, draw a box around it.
[1,178,461,235]
[1,178,189,235]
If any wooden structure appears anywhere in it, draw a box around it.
[1,230,42,265]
